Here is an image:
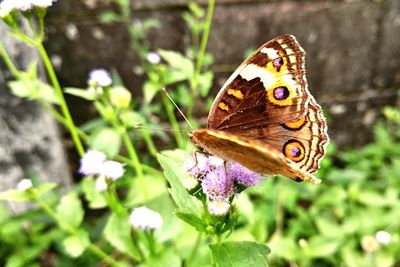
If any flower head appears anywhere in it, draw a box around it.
[184,153,211,177]
[0,0,56,16]
[146,52,161,64]
[207,200,231,216]
[99,161,125,180]
[227,162,264,187]
[202,166,234,201]
[376,230,391,245]
[17,179,33,191]
[88,68,112,87]
[79,150,107,176]
[129,207,163,231]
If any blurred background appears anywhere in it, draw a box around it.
[0,0,400,266]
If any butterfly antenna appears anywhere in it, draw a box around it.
[132,123,188,132]
[162,87,193,130]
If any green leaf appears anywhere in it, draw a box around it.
[103,213,141,260]
[268,238,298,261]
[88,127,121,158]
[56,192,84,228]
[210,241,270,267]
[307,236,340,258]
[157,154,201,216]
[62,231,90,258]
[8,78,59,104]
[176,212,206,232]
[158,50,194,78]
[0,189,32,202]
[65,87,96,100]
[36,183,57,196]
[99,11,121,23]
[164,69,187,85]
[81,178,107,209]
[143,81,162,104]
[120,110,146,128]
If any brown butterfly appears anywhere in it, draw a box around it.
[190,34,329,184]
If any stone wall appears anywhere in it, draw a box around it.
[0,22,72,212]
[45,0,400,147]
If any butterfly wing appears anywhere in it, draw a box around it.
[190,129,321,184]
[228,97,329,173]
[204,34,329,177]
[208,34,310,130]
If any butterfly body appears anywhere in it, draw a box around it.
[191,34,329,184]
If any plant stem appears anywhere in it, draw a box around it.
[33,193,120,266]
[140,128,158,157]
[0,41,20,77]
[36,42,85,156]
[189,0,215,120]
[121,127,149,199]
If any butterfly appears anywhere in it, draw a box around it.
[189,34,329,184]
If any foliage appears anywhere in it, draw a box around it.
[0,0,399,267]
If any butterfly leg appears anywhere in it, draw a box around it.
[187,150,212,173]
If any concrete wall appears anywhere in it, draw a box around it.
[45,0,400,147]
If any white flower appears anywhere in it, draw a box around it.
[17,179,33,191]
[376,230,391,245]
[88,68,112,87]
[99,161,125,180]
[0,0,56,16]
[146,52,161,64]
[79,150,106,176]
[207,200,231,216]
[95,175,108,192]
[129,207,163,230]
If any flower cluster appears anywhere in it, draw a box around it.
[184,154,264,216]
[129,206,163,231]
[0,0,56,17]
[79,150,125,192]
[88,68,112,87]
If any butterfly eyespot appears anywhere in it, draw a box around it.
[283,140,305,162]
[273,57,283,70]
[273,86,290,100]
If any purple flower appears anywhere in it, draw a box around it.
[227,162,264,187]
[184,153,211,177]
[201,166,234,201]
[183,153,265,207]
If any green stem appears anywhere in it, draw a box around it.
[140,128,158,157]
[103,183,124,215]
[121,129,149,199]
[33,193,120,266]
[161,94,185,148]
[0,41,20,77]
[189,0,215,120]
[36,41,85,156]
[195,0,215,79]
